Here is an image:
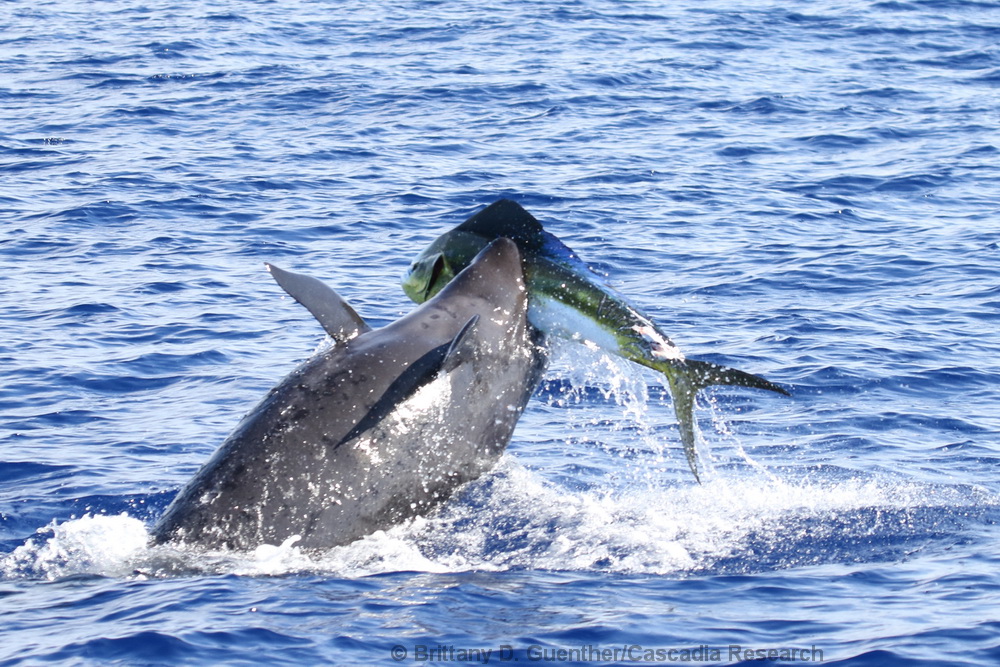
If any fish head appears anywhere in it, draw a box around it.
[402,230,487,303]
[404,200,595,304]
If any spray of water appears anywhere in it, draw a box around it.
[2,344,994,581]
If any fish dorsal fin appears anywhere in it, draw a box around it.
[441,315,480,374]
[456,199,545,248]
[265,263,371,343]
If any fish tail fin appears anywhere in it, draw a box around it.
[663,369,703,483]
[658,359,790,483]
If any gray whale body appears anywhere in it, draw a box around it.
[152,238,546,551]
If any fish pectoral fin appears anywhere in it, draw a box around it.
[440,315,480,374]
[265,263,371,343]
[663,360,789,483]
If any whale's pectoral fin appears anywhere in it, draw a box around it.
[266,263,371,343]
[662,359,789,484]
[441,315,480,374]
[334,316,482,447]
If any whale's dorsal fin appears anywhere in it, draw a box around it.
[441,315,479,374]
[265,263,371,343]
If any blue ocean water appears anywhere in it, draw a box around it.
[2,0,999,664]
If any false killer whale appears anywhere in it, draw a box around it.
[153,238,547,551]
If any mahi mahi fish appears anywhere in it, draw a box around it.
[402,199,789,482]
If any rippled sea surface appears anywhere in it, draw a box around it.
[3,0,999,664]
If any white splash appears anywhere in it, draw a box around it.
[2,345,992,581]
[0,466,991,581]
[1,513,148,581]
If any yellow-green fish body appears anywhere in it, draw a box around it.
[403,199,788,481]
